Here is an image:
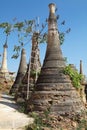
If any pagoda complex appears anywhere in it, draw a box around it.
[27,3,85,117]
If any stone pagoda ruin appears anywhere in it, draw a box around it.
[27,3,85,117]
[15,32,41,102]
[9,48,27,94]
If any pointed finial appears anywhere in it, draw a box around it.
[49,3,56,14]
[22,48,26,54]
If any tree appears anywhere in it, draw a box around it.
[0,13,71,59]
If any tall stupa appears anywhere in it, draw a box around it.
[27,3,85,116]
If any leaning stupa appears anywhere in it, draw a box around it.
[27,3,85,116]
[9,48,27,94]
[15,32,41,102]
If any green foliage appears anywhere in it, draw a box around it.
[59,32,65,45]
[11,45,21,59]
[25,110,51,130]
[13,20,34,33]
[0,22,12,35]
[0,22,9,28]
[64,57,67,63]
[25,112,43,130]
[59,28,71,45]
[14,22,24,31]
[63,65,83,89]
[38,33,47,44]
[17,102,27,113]
[77,119,87,130]
[30,70,40,78]
[25,110,87,130]
[11,53,19,59]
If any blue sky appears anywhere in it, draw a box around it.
[0,0,87,76]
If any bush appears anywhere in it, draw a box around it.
[63,65,83,90]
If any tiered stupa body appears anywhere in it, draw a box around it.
[1,41,8,73]
[9,48,27,94]
[15,32,41,102]
[27,3,85,116]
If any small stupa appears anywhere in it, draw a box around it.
[27,3,85,116]
[1,38,8,73]
[15,32,41,102]
[0,37,15,93]
[0,37,15,79]
[79,60,86,103]
[9,48,27,94]
[80,60,83,74]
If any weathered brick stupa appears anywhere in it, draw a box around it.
[15,32,41,102]
[27,3,85,116]
[9,48,27,94]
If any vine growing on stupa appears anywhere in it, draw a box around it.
[63,65,83,89]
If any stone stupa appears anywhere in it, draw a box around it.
[15,32,41,102]
[1,39,8,73]
[0,37,15,93]
[80,60,83,75]
[9,48,27,94]
[27,3,85,116]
